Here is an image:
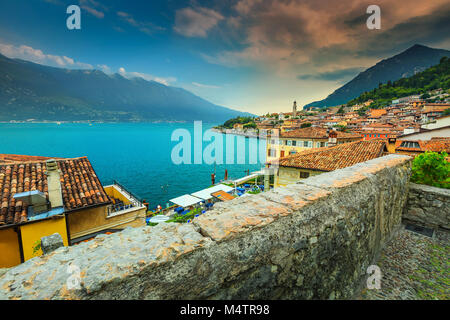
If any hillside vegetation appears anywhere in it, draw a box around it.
[348,56,450,108]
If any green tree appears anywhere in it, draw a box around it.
[301,122,312,128]
[411,151,450,189]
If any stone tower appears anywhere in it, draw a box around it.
[293,101,297,118]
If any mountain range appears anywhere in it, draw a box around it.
[303,44,450,109]
[0,53,252,122]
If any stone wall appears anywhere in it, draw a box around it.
[0,155,411,300]
[403,183,450,230]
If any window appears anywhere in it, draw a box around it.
[308,141,313,148]
[316,142,321,148]
[287,140,292,146]
[284,140,288,146]
[400,141,420,149]
[303,141,308,147]
[300,171,310,179]
[292,140,296,146]
[268,149,276,157]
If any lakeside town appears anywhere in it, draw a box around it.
[1,83,448,262]
[0,2,449,299]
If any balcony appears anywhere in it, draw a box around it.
[103,181,146,218]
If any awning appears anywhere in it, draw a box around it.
[233,174,260,185]
[148,215,170,223]
[212,190,235,202]
[169,194,202,207]
[191,184,234,200]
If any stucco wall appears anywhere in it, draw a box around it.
[67,205,146,240]
[276,167,322,187]
[403,183,450,230]
[0,154,412,300]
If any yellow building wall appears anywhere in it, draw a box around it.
[267,138,329,162]
[20,216,69,262]
[104,186,131,204]
[67,205,146,240]
[275,167,323,187]
[0,227,22,268]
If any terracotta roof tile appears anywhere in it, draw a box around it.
[270,140,386,171]
[0,156,111,227]
[0,154,64,164]
[369,109,387,118]
[396,138,450,153]
[280,126,361,139]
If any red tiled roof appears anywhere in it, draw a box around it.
[0,156,111,227]
[421,105,450,114]
[369,109,387,118]
[0,154,64,164]
[280,126,361,139]
[270,140,386,171]
[396,138,450,153]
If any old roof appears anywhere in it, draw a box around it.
[395,137,450,153]
[0,154,64,165]
[270,140,386,171]
[421,104,450,114]
[369,109,387,118]
[280,126,361,139]
[0,156,111,227]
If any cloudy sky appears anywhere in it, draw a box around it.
[0,0,449,114]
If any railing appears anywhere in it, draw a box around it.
[112,180,143,207]
[147,204,178,217]
[107,199,142,217]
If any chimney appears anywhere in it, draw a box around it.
[14,190,48,214]
[328,129,338,147]
[46,159,64,209]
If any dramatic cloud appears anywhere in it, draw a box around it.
[174,7,224,37]
[297,68,365,82]
[192,82,221,89]
[118,67,176,86]
[0,43,93,69]
[79,0,106,19]
[117,11,165,35]
[97,64,111,73]
[203,0,450,78]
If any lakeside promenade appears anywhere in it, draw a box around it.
[211,127,267,139]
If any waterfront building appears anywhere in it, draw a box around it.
[266,126,361,162]
[0,155,146,268]
[268,140,388,188]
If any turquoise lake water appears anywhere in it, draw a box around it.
[0,123,266,210]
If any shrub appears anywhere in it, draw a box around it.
[301,122,312,128]
[411,151,450,189]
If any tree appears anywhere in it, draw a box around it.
[411,151,450,189]
[301,122,312,128]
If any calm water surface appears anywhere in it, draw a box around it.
[0,122,266,209]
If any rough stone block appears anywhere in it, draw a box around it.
[40,233,64,255]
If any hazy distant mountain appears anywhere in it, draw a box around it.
[303,44,450,109]
[0,53,252,122]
